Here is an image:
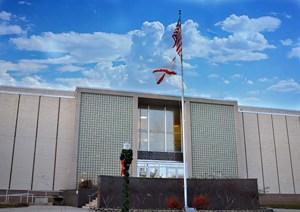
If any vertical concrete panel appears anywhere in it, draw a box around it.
[243,113,264,192]
[10,95,39,190]
[54,98,76,190]
[236,111,247,178]
[286,116,300,193]
[33,97,58,190]
[131,96,138,177]
[273,115,294,193]
[185,101,193,178]
[0,94,18,189]
[258,114,279,193]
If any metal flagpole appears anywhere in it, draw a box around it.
[178,10,188,210]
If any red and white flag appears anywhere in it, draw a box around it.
[152,68,176,85]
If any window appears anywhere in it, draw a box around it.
[137,160,184,178]
[139,105,181,152]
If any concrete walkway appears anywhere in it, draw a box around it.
[1,206,300,212]
[0,206,89,212]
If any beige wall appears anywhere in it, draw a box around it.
[241,110,300,194]
[0,93,19,189]
[242,113,264,192]
[0,89,76,191]
[54,98,77,190]
[1,86,300,195]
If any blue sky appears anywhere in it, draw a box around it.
[0,0,299,110]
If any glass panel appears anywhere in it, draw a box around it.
[139,131,148,151]
[166,133,174,152]
[149,107,164,133]
[149,107,165,151]
[149,167,159,178]
[140,108,148,130]
[177,168,184,178]
[149,132,164,151]
[159,167,167,178]
[139,108,148,151]
[167,168,176,178]
[173,108,181,151]
[166,110,174,133]
[139,167,147,177]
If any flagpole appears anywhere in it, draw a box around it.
[178,10,188,210]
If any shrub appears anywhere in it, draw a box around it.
[166,196,182,209]
[192,194,209,209]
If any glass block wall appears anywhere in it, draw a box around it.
[77,93,133,184]
[190,103,238,178]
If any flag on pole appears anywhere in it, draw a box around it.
[152,56,177,84]
[172,15,182,59]
[152,68,176,84]
[152,11,182,85]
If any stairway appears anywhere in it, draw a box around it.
[82,197,98,209]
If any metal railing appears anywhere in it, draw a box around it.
[88,191,98,203]
[0,190,57,204]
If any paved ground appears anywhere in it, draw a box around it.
[0,206,89,212]
[1,206,300,212]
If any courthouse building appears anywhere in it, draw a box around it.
[0,85,300,197]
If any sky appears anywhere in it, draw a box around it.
[0,0,299,110]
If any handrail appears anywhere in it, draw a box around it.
[88,191,98,203]
[1,190,62,204]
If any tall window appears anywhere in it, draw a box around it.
[139,105,181,152]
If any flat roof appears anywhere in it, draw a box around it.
[1,85,299,116]
[76,87,238,106]
[239,105,300,116]
[0,85,75,98]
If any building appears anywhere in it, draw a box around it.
[0,86,300,197]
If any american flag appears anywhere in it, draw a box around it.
[172,16,182,59]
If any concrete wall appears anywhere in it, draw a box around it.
[1,86,300,196]
[240,109,300,194]
[0,93,19,189]
[0,88,76,191]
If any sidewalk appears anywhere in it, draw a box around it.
[0,206,89,212]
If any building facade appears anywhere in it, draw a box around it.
[0,86,299,195]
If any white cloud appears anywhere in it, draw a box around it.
[0,11,11,21]
[268,79,300,93]
[18,1,31,5]
[231,74,242,79]
[178,14,279,63]
[11,31,132,63]
[224,80,230,84]
[247,80,253,85]
[0,60,47,76]
[4,15,282,89]
[57,64,84,72]
[257,76,278,83]
[208,73,220,79]
[0,23,25,35]
[216,14,281,33]
[288,47,300,60]
[280,38,293,46]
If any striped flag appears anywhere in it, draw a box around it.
[172,16,182,59]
